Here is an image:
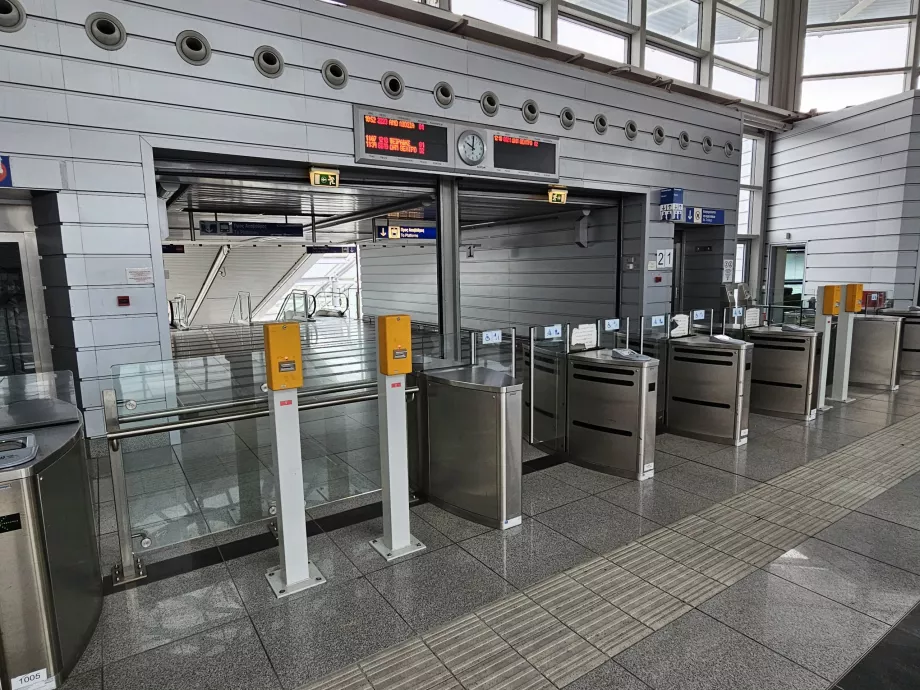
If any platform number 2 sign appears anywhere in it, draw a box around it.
[655,249,673,270]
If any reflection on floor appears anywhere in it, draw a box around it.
[72,381,920,690]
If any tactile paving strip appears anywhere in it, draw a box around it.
[359,638,458,690]
[299,665,372,690]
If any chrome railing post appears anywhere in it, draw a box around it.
[510,327,516,378]
[470,332,478,365]
[529,326,536,444]
[103,389,146,585]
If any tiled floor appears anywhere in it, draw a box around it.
[69,381,920,690]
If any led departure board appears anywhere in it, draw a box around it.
[493,134,557,175]
[362,114,449,162]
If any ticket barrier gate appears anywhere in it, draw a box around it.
[879,308,920,375]
[566,349,658,480]
[667,335,753,446]
[522,341,567,450]
[624,332,669,433]
[743,325,819,421]
[849,315,904,391]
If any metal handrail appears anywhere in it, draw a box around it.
[119,380,377,424]
[277,290,317,321]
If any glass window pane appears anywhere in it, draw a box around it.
[558,17,628,62]
[735,241,747,283]
[647,0,700,46]
[800,73,906,112]
[712,65,758,100]
[451,0,538,35]
[741,137,755,186]
[645,45,698,82]
[721,0,763,17]
[807,0,911,25]
[737,189,751,235]
[714,12,760,68]
[560,0,629,23]
[804,25,910,75]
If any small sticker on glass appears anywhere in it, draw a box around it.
[693,310,706,321]
[482,330,502,345]
[651,315,666,327]
[604,319,620,332]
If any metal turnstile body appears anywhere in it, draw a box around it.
[522,343,566,450]
[744,326,819,421]
[566,350,658,480]
[627,333,669,433]
[850,315,904,390]
[425,366,523,529]
[667,335,753,446]
[879,308,920,375]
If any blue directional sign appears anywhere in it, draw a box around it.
[659,188,684,222]
[199,221,304,237]
[0,156,12,188]
[683,207,726,225]
[376,222,437,241]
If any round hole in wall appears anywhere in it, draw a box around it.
[678,131,690,149]
[724,141,735,157]
[434,81,454,108]
[559,107,576,130]
[522,99,540,124]
[176,30,211,66]
[653,125,665,145]
[0,0,26,32]
[480,91,500,117]
[594,114,608,135]
[322,59,348,89]
[381,71,405,99]
[85,12,127,50]
[624,119,638,140]
[702,136,713,153]
[254,45,284,78]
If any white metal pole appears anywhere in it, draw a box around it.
[814,287,834,412]
[266,386,325,597]
[829,285,856,404]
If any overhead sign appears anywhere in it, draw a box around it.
[684,207,726,225]
[307,246,357,254]
[162,244,185,254]
[548,187,568,204]
[659,188,684,222]
[199,221,304,237]
[376,221,437,241]
[310,168,340,187]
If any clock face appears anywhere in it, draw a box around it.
[458,131,486,166]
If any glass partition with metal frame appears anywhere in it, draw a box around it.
[522,322,568,450]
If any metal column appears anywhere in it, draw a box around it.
[436,178,462,360]
[830,284,857,404]
[814,287,833,412]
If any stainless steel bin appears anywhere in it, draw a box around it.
[879,308,920,375]
[744,325,819,421]
[425,366,523,529]
[850,314,904,391]
[521,342,566,450]
[667,335,753,446]
[566,349,658,480]
[0,373,101,690]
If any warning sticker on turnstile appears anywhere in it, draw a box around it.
[744,308,760,328]
[393,349,408,359]
[12,669,48,689]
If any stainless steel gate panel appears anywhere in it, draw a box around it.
[850,315,903,391]
[522,344,566,450]
[744,326,818,421]
[879,309,920,375]
[567,350,658,480]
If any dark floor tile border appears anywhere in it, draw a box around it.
[834,599,920,689]
[522,452,567,473]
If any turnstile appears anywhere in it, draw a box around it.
[0,373,101,690]
[667,335,753,446]
[850,314,904,391]
[626,332,669,433]
[566,349,658,480]
[879,308,920,375]
[424,366,523,529]
[521,342,567,450]
[744,326,819,421]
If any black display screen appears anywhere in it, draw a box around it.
[363,115,449,162]
[0,513,22,534]
[493,135,557,174]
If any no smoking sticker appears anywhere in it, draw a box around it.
[0,156,11,187]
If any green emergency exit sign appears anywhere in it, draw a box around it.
[310,168,340,187]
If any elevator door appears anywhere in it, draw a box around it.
[0,227,50,375]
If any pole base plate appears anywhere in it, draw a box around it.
[111,558,147,587]
[818,405,834,413]
[369,534,426,562]
[266,561,325,599]
[828,397,856,404]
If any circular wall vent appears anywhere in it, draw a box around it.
[0,0,26,33]
[522,99,540,124]
[254,46,284,78]
[624,120,638,141]
[176,30,211,66]
[480,91,500,117]
[322,59,348,89]
[678,131,690,149]
[86,12,127,51]
[702,136,713,153]
[559,107,576,130]
[594,114,608,135]
[434,81,454,108]
[653,125,666,145]
[381,71,405,99]
[724,141,735,157]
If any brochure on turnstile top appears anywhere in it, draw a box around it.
[709,334,745,345]
[781,324,813,333]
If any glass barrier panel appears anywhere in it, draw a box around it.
[597,316,627,350]
[568,321,600,353]
[689,308,715,336]
[523,323,567,453]
[470,326,516,375]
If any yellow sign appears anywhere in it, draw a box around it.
[548,187,568,205]
[377,315,412,376]
[263,322,303,390]
[845,283,864,313]
[310,168,340,187]
[822,285,841,316]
